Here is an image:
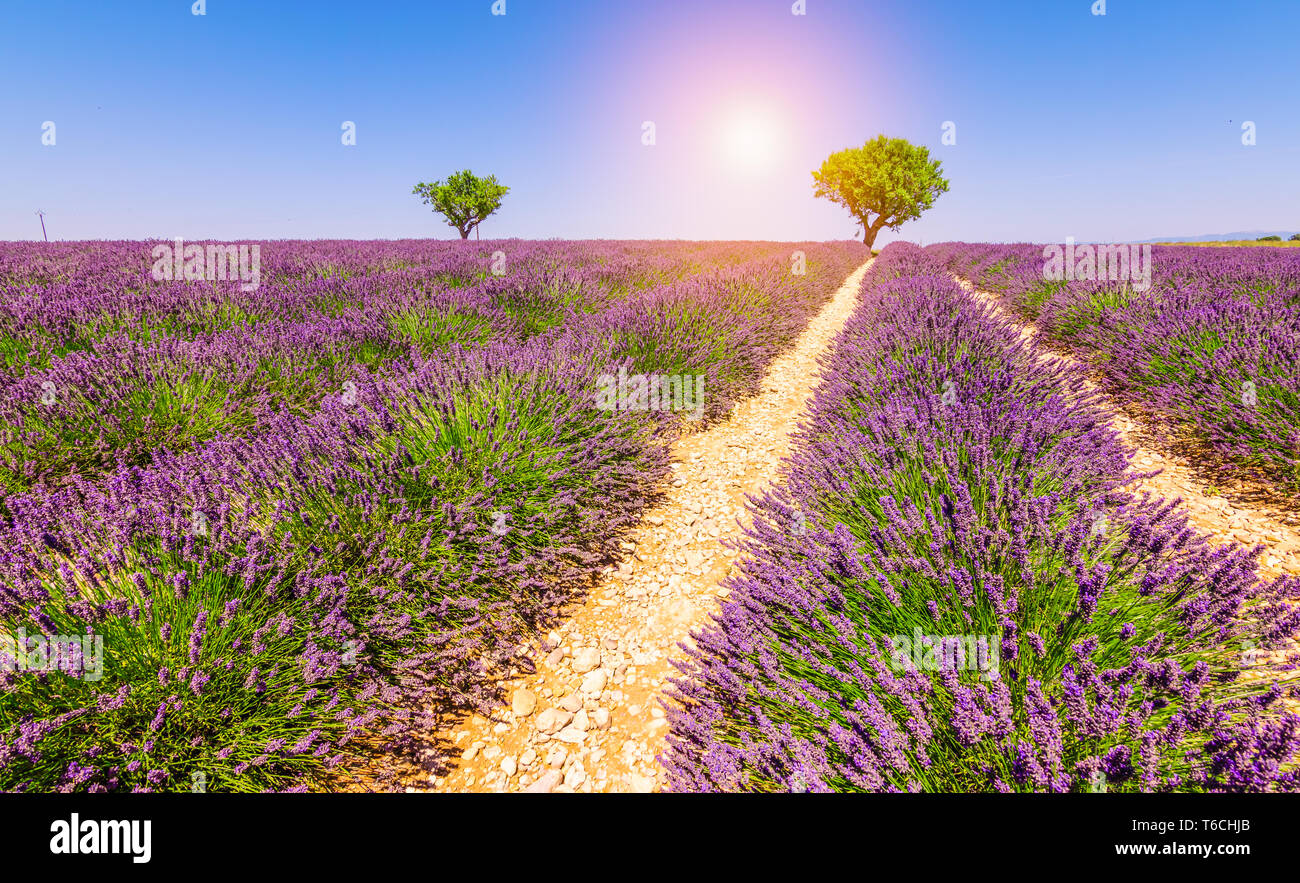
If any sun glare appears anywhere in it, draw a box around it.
[719,105,781,175]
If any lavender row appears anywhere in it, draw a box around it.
[663,242,1300,792]
[0,239,835,378]
[929,242,1300,494]
[1,242,856,494]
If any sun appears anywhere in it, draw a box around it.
[719,104,781,175]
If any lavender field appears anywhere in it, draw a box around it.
[0,238,863,791]
[4,237,1299,796]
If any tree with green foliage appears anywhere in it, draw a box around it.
[1258,235,1282,242]
[412,170,509,239]
[1290,234,1300,242]
[812,135,949,250]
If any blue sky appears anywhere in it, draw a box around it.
[2,0,1297,242]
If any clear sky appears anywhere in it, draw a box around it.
[2,0,1297,243]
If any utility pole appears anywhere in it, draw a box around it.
[35,210,48,242]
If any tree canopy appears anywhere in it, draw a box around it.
[812,135,949,249]
[412,170,509,239]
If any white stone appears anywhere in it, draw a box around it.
[555,726,587,744]
[512,688,537,716]
[627,773,655,793]
[580,669,607,695]
[572,648,601,674]
[535,707,572,734]
[524,770,561,793]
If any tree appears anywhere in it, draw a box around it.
[1288,234,1299,242]
[412,170,509,239]
[812,135,949,250]
[1258,235,1282,242]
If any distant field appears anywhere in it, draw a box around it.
[1159,239,1300,247]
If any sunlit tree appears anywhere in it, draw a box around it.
[412,170,509,239]
[813,136,949,250]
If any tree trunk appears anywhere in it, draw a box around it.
[860,215,889,252]
[458,227,470,239]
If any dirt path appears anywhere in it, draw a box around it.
[415,259,874,793]
[956,277,1300,698]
